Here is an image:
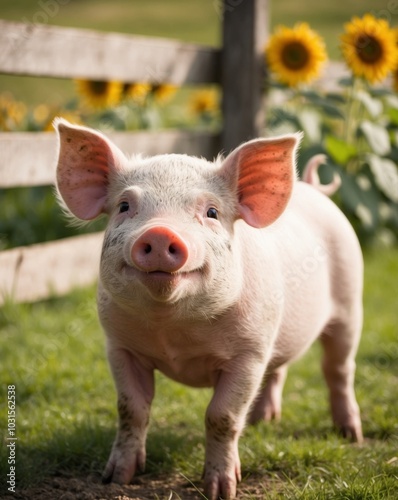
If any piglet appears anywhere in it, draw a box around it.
[54,119,363,500]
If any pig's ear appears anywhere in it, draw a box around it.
[54,118,127,220]
[220,133,302,228]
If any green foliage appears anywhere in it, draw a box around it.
[0,249,397,498]
[0,186,106,250]
[269,80,398,245]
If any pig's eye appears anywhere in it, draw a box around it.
[119,201,130,213]
[206,207,219,220]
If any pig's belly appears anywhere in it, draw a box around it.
[267,288,332,372]
[152,355,222,388]
[266,325,323,372]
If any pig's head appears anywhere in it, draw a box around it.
[55,119,300,317]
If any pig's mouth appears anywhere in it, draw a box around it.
[122,265,202,278]
[143,270,186,282]
[122,264,205,299]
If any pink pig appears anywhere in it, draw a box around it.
[55,119,363,500]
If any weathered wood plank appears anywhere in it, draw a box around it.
[221,0,268,153]
[0,232,103,305]
[0,130,221,188]
[0,20,220,84]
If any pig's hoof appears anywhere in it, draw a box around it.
[102,447,146,484]
[338,423,363,443]
[204,474,237,500]
[102,460,133,485]
[203,463,241,500]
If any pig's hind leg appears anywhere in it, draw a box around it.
[320,311,363,443]
[248,365,288,424]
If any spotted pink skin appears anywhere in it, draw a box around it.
[55,119,363,500]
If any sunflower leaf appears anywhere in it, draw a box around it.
[312,97,345,118]
[370,87,394,98]
[297,109,321,143]
[316,100,345,118]
[367,153,398,203]
[354,89,383,118]
[324,135,358,165]
[383,94,398,110]
[388,108,398,126]
[301,90,323,100]
[301,93,345,118]
[360,121,391,156]
[338,168,380,229]
[324,92,347,104]
[338,170,361,212]
[338,77,355,87]
[385,95,398,124]
[269,108,300,128]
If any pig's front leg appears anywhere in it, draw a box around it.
[204,359,265,500]
[102,348,154,484]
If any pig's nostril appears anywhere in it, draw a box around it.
[142,243,178,256]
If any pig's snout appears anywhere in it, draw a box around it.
[131,226,189,273]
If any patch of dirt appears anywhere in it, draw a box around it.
[3,473,203,500]
[3,472,271,499]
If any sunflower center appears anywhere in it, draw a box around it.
[281,42,309,70]
[90,81,108,95]
[356,35,383,64]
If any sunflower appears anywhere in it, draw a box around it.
[190,89,219,116]
[150,84,177,104]
[340,14,397,84]
[75,80,123,109]
[123,83,151,104]
[0,92,27,131]
[33,103,51,123]
[265,23,327,87]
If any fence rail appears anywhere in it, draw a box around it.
[0,130,220,189]
[0,20,220,84]
[0,233,103,304]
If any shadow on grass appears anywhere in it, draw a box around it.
[2,420,204,491]
[1,421,206,499]
[4,410,339,488]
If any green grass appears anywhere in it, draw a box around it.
[0,248,397,498]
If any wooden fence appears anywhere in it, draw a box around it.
[0,0,347,305]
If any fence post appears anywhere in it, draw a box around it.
[221,0,268,153]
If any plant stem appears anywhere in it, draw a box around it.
[344,77,365,173]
